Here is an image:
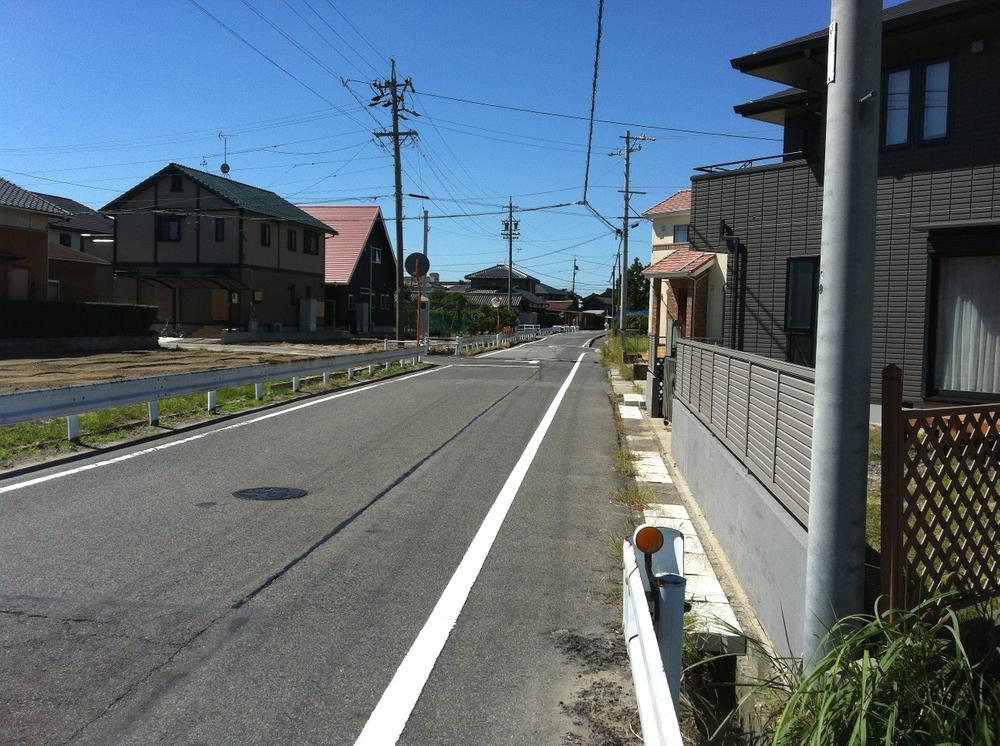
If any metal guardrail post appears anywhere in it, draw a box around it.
[254,383,264,400]
[291,376,301,392]
[148,401,160,426]
[368,364,374,376]
[67,415,80,443]
[455,336,462,356]
[347,368,354,381]
[323,371,331,385]
[207,391,217,412]
[655,572,686,711]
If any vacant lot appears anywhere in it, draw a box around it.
[0,344,377,393]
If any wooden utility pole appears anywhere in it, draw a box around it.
[373,59,417,340]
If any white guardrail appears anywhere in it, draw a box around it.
[623,526,686,746]
[0,345,428,438]
[454,330,539,356]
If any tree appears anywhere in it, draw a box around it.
[626,257,649,312]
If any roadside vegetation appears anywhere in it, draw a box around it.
[686,595,1000,745]
[0,362,425,471]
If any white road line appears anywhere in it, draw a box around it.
[0,365,452,496]
[452,364,539,369]
[354,352,586,746]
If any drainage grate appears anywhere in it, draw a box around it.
[232,487,308,502]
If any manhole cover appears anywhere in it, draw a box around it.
[232,487,308,502]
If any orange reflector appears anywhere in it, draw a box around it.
[634,525,664,554]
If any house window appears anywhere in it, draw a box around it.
[260,223,272,247]
[170,174,183,192]
[59,233,72,247]
[885,68,911,146]
[673,224,689,243]
[931,254,1000,397]
[372,247,382,264]
[347,294,355,311]
[784,256,819,366]
[303,231,320,255]
[156,215,182,242]
[214,218,225,241]
[287,229,297,251]
[923,60,950,141]
[884,61,951,147]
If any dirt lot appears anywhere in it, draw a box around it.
[0,344,379,393]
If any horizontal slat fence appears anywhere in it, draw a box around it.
[881,365,1000,611]
[675,340,815,525]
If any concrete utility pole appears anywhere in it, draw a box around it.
[803,0,882,667]
[373,59,418,340]
[422,208,429,257]
[571,256,578,295]
[501,196,520,307]
[611,131,653,328]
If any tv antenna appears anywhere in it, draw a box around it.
[218,132,232,176]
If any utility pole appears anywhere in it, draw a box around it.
[372,59,418,340]
[571,256,578,295]
[802,0,882,667]
[422,208,429,257]
[610,131,653,328]
[501,196,519,307]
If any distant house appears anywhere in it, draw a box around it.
[34,193,115,259]
[297,205,396,335]
[643,189,726,354]
[0,178,67,302]
[580,290,612,314]
[463,264,546,321]
[30,193,115,302]
[101,163,336,332]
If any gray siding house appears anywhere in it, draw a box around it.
[690,0,1000,404]
[102,163,337,333]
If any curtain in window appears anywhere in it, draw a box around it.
[934,255,1000,395]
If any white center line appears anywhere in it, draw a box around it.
[0,365,452,496]
[353,352,586,746]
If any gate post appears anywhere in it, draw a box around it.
[880,365,904,614]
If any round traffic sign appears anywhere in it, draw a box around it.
[490,295,503,308]
[404,252,430,278]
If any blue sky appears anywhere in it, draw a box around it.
[3,1,865,294]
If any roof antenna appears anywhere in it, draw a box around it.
[218,132,231,176]
[200,155,208,168]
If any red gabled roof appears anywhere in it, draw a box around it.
[643,247,717,277]
[544,300,574,311]
[297,205,388,284]
[644,188,691,216]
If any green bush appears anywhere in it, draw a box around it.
[0,301,158,338]
[694,596,1000,745]
[626,313,647,330]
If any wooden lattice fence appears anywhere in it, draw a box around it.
[881,365,1000,611]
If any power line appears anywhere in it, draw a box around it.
[414,90,783,142]
[324,0,389,68]
[185,0,341,108]
[582,0,605,204]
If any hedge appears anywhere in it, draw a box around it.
[0,301,158,338]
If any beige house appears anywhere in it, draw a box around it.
[643,188,726,359]
[102,164,336,333]
[0,179,67,302]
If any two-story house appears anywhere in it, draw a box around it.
[689,0,1000,403]
[0,178,67,302]
[33,193,114,302]
[297,204,396,336]
[642,188,726,352]
[101,164,336,333]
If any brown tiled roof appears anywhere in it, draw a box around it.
[643,247,716,277]
[47,243,111,265]
[643,189,691,216]
[0,178,67,215]
[297,205,387,285]
[544,300,574,311]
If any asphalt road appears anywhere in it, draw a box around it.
[1,331,630,745]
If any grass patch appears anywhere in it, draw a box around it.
[612,447,638,478]
[610,484,654,512]
[0,362,427,470]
